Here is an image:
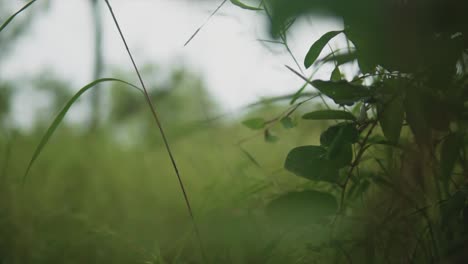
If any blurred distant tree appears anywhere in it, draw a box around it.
[0,0,48,128]
[0,82,12,128]
[89,0,104,131]
[0,0,47,64]
[109,66,216,146]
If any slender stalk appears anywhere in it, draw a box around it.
[339,120,378,211]
[184,0,228,46]
[103,1,207,261]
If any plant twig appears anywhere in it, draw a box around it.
[339,120,378,210]
[103,1,207,261]
[237,93,319,145]
[184,0,228,46]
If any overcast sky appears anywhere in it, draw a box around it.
[3,0,342,128]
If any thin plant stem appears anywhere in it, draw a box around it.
[103,1,207,261]
[184,0,228,46]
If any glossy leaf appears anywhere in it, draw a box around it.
[304,30,343,68]
[266,190,337,224]
[311,80,372,106]
[324,123,354,167]
[284,146,339,183]
[377,80,405,143]
[230,0,262,10]
[242,118,265,130]
[303,110,355,121]
[0,0,36,33]
[23,78,143,184]
[320,123,359,147]
[328,139,353,168]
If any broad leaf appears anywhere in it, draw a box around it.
[304,30,343,68]
[266,190,338,224]
[284,146,339,183]
[303,110,355,121]
[0,0,36,33]
[311,80,372,106]
[324,123,354,167]
[242,118,265,130]
[377,79,405,143]
[327,138,353,167]
[230,0,262,10]
[320,123,359,147]
[23,78,142,184]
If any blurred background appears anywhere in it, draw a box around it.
[0,1,344,263]
[3,0,342,129]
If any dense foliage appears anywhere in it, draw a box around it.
[235,0,468,262]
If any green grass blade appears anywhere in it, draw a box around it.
[0,0,37,33]
[304,30,343,69]
[230,0,263,11]
[22,78,142,184]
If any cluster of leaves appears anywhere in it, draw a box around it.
[238,0,468,261]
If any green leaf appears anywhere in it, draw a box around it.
[311,80,372,106]
[304,30,343,68]
[280,116,296,129]
[284,146,339,183]
[377,80,405,143]
[328,139,353,168]
[324,123,354,167]
[242,118,265,130]
[440,133,462,181]
[230,0,262,10]
[266,190,337,224]
[303,110,355,121]
[331,66,341,81]
[23,78,142,184]
[404,87,431,145]
[321,51,358,66]
[320,123,359,147]
[0,0,36,33]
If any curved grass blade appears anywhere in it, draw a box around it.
[23,78,142,184]
[304,30,343,69]
[303,110,356,121]
[0,0,37,33]
[230,0,262,10]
